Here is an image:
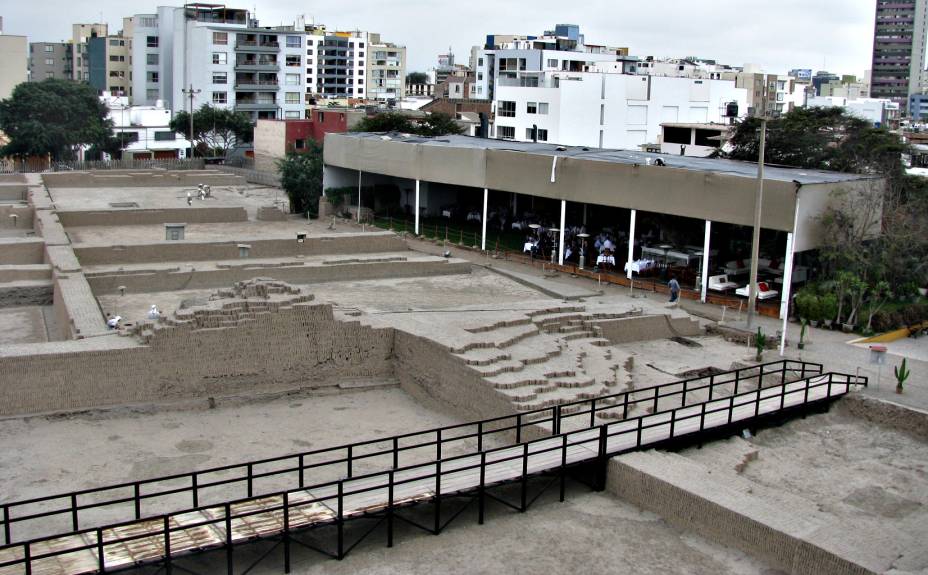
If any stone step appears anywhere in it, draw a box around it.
[473,359,525,377]
[463,317,533,333]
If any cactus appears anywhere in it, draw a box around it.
[755,327,767,362]
[798,319,807,349]
[895,358,910,393]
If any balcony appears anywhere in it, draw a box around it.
[236,40,280,53]
[234,79,279,91]
[235,98,278,111]
[234,59,279,71]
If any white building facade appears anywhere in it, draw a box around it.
[101,94,191,159]
[131,5,305,121]
[493,72,747,149]
[806,96,900,127]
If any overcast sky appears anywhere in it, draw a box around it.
[3,0,875,77]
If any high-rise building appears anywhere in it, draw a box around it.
[71,23,108,81]
[88,32,130,97]
[870,0,928,109]
[0,18,28,99]
[367,33,406,103]
[131,5,306,121]
[303,24,369,102]
[29,42,73,81]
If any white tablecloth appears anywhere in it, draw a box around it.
[624,259,655,273]
[597,255,616,266]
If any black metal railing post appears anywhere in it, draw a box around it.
[164,515,172,575]
[347,445,353,479]
[247,464,254,498]
[590,399,597,427]
[24,542,31,575]
[755,385,762,417]
[699,402,706,432]
[781,363,787,387]
[597,425,608,491]
[387,470,394,548]
[682,380,688,407]
[434,459,442,534]
[436,429,442,462]
[804,375,811,404]
[707,375,713,401]
[2,505,9,545]
[622,393,629,420]
[477,422,484,452]
[299,455,305,488]
[734,370,740,395]
[780,377,787,410]
[71,494,79,532]
[225,502,233,575]
[728,395,734,425]
[96,528,105,573]
[554,405,561,436]
[478,452,486,525]
[652,387,659,414]
[828,373,833,398]
[560,434,567,502]
[134,484,141,520]
[393,437,399,469]
[516,414,522,443]
[669,408,676,438]
[636,416,643,446]
[280,492,290,573]
[192,473,199,508]
[521,443,529,512]
[336,481,344,560]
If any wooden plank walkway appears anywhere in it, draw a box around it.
[0,375,853,575]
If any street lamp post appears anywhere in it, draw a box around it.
[746,77,770,329]
[181,84,201,158]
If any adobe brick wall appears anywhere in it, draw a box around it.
[0,174,27,183]
[0,239,45,265]
[0,205,35,229]
[73,233,409,266]
[0,295,394,416]
[0,184,28,202]
[594,315,703,345]
[0,283,53,308]
[85,259,472,294]
[57,207,248,228]
[41,170,245,189]
[0,265,52,282]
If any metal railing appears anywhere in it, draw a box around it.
[0,158,206,174]
[0,364,863,575]
[0,360,821,547]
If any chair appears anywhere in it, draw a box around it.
[708,274,737,292]
[735,281,779,300]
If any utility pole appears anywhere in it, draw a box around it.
[747,77,768,329]
[181,84,201,158]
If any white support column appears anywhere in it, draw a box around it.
[778,232,796,355]
[481,188,488,251]
[626,209,637,280]
[414,179,420,236]
[700,220,712,303]
[357,170,362,222]
[558,200,566,265]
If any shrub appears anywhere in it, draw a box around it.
[807,295,823,322]
[820,293,838,323]
[870,310,892,333]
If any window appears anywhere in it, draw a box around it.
[212,52,226,65]
[109,71,125,78]
[286,36,301,48]
[525,128,548,141]
[146,71,159,83]
[478,57,484,66]
[285,111,301,119]
[306,48,313,55]
[109,39,124,46]
[547,59,557,67]
[317,111,324,122]
[498,101,516,117]
[212,91,227,104]
[286,55,300,67]
[146,88,158,99]
[45,71,54,78]
[538,102,549,115]
[212,71,227,84]
[146,36,158,48]
[44,45,54,53]
[109,55,125,62]
[285,73,300,85]
[357,79,363,84]
[477,72,483,81]
[527,102,537,114]
[498,126,515,139]
[45,58,54,65]
[154,131,175,141]
[213,32,228,45]
[285,92,300,104]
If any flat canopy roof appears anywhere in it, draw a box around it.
[324,132,881,251]
[333,132,869,186]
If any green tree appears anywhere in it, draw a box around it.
[170,105,254,157]
[0,79,117,160]
[406,71,428,85]
[351,112,417,134]
[416,112,464,136]
[277,142,323,215]
[351,111,463,137]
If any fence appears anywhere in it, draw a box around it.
[215,165,281,188]
[0,158,206,174]
[0,361,864,575]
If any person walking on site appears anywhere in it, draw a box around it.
[668,275,680,304]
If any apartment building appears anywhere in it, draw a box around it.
[807,95,900,128]
[71,23,108,81]
[88,32,131,97]
[102,93,191,159]
[735,65,804,117]
[870,0,928,109]
[29,42,73,81]
[304,25,368,101]
[367,33,406,102]
[131,4,305,121]
[0,24,28,99]
[492,70,747,149]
